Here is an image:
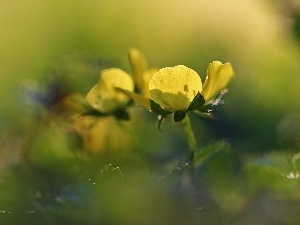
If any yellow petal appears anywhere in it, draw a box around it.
[201,61,234,103]
[149,65,202,111]
[86,68,134,113]
[117,89,151,110]
[128,48,148,91]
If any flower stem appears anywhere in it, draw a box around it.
[182,114,197,156]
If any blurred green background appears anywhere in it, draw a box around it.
[1,0,300,224]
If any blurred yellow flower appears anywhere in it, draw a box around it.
[86,68,134,113]
[72,115,132,154]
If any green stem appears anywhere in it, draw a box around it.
[182,114,197,155]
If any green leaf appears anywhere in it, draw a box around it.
[150,99,172,117]
[193,141,228,167]
[187,92,205,111]
[174,111,186,122]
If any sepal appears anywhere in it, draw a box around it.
[150,99,172,117]
[174,111,186,122]
[187,92,205,111]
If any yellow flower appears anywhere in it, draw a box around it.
[127,58,234,118]
[120,48,234,123]
[149,61,234,112]
[85,68,134,113]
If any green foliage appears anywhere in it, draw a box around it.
[193,141,228,167]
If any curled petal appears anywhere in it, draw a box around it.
[201,61,234,103]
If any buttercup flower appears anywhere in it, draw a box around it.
[85,68,134,114]
[126,56,234,122]
[149,61,234,112]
